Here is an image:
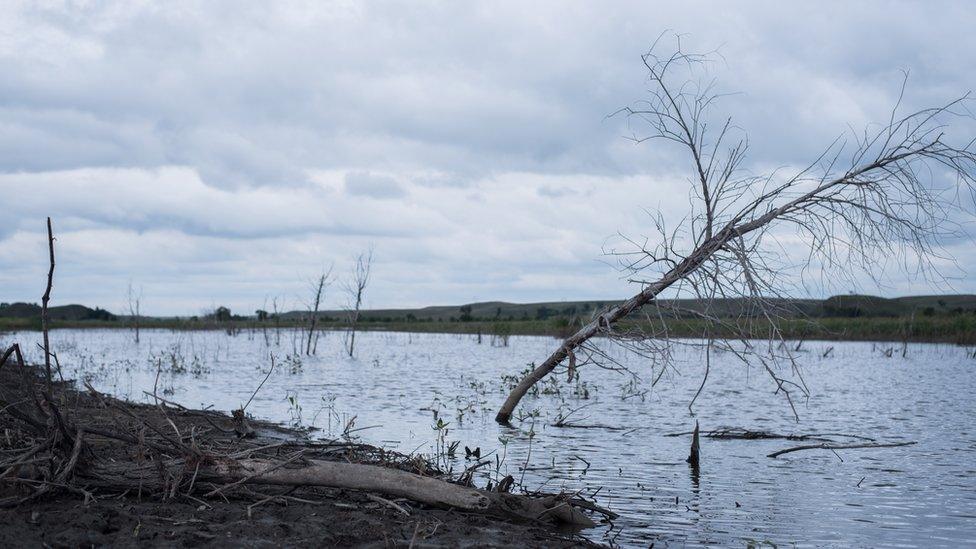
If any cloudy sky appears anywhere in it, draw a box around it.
[1,1,975,315]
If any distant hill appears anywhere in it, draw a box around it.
[3,294,974,325]
[822,294,976,317]
[0,302,116,321]
[282,294,976,322]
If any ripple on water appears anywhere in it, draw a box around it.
[4,329,975,548]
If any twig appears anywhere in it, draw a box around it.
[84,382,194,456]
[566,497,619,520]
[227,442,288,459]
[247,494,278,518]
[242,354,276,412]
[54,428,85,483]
[365,492,411,516]
[572,455,591,475]
[186,462,200,496]
[141,391,190,411]
[408,522,421,549]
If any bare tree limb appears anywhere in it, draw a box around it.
[495,37,976,424]
[41,217,55,397]
[344,247,373,358]
[767,441,916,458]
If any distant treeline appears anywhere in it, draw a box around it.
[2,295,975,344]
[282,294,976,323]
[0,302,116,322]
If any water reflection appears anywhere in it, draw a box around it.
[2,329,974,547]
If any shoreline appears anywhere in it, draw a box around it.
[0,357,605,548]
[3,316,975,345]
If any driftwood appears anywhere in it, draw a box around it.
[767,441,917,458]
[85,457,489,510]
[80,455,605,526]
[222,458,491,510]
[664,428,875,443]
[661,427,911,461]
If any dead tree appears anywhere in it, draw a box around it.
[344,248,373,358]
[305,266,333,356]
[495,37,976,424]
[258,298,270,347]
[126,282,142,344]
[272,296,282,346]
[41,217,55,397]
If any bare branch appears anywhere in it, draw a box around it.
[495,36,976,424]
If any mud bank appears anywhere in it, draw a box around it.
[0,352,604,548]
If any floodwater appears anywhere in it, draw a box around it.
[4,328,975,547]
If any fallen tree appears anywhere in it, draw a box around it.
[767,441,917,459]
[663,427,877,442]
[496,36,976,424]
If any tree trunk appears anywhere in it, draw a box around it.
[495,234,725,424]
[219,458,491,510]
[494,170,869,424]
[41,217,55,395]
[83,456,605,526]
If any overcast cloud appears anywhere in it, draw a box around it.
[1,1,974,315]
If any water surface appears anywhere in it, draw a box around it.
[4,329,974,547]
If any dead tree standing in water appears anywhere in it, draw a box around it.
[344,248,373,358]
[126,282,142,344]
[305,267,333,356]
[272,296,282,346]
[495,38,976,424]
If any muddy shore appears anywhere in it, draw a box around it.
[0,357,602,548]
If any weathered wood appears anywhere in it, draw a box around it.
[221,458,490,510]
[767,441,916,458]
[82,457,608,526]
[687,421,700,468]
[495,229,730,424]
[41,217,55,396]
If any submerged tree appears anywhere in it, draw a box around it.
[305,266,334,356]
[344,248,373,358]
[495,37,976,424]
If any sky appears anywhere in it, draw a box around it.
[1,1,975,315]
